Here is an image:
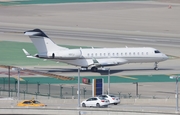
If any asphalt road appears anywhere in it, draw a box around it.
[1,27,180,48]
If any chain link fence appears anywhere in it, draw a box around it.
[0,82,174,100]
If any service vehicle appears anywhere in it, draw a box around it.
[81,97,109,108]
[17,99,46,107]
[98,94,120,105]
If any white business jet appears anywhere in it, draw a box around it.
[23,29,168,72]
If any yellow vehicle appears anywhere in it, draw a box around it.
[17,99,46,107]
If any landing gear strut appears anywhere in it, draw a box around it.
[81,67,88,70]
[91,67,98,72]
[154,62,158,70]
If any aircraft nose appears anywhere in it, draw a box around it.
[163,54,169,60]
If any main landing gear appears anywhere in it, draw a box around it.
[91,67,98,72]
[81,67,98,72]
[154,62,158,70]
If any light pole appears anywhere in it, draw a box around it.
[71,86,74,97]
[170,75,180,112]
[108,68,110,95]
[12,68,23,100]
[8,66,10,97]
[78,68,80,108]
[133,82,138,97]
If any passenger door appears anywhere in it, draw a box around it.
[91,98,98,106]
[85,98,92,107]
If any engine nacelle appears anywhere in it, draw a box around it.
[49,49,82,59]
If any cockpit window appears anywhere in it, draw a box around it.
[154,50,161,53]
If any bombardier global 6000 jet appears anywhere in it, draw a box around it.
[23,29,168,72]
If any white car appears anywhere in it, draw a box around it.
[81,97,110,108]
[98,94,120,105]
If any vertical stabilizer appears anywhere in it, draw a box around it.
[24,29,68,57]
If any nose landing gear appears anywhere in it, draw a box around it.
[154,62,158,70]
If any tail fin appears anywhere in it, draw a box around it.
[24,29,68,56]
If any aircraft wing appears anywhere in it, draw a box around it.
[92,58,127,67]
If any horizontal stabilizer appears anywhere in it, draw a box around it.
[22,49,37,59]
[24,29,49,38]
[22,49,31,56]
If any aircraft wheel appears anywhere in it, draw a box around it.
[82,103,86,107]
[96,103,100,108]
[154,67,158,70]
[154,62,158,70]
[91,67,98,72]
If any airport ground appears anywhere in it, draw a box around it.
[0,0,180,114]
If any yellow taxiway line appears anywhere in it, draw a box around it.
[13,76,25,81]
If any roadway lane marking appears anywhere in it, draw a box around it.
[118,75,137,80]
[13,76,25,81]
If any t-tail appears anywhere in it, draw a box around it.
[24,29,68,58]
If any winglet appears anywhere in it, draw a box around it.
[92,58,101,67]
[92,58,99,64]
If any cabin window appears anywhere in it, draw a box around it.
[133,52,135,55]
[95,53,97,56]
[142,52,143,55]
[121,53,123,56]
[117,53,118,56]
[146,52,148,55]
[108,53,110,56]
[154,50,161,53]
[137,52,139,55]
[100,53,102,56]
[104,53,106,56]
[91,53,93,56]
[88,53,89,56]
[129,52,131,55]
[125,53,127,55]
